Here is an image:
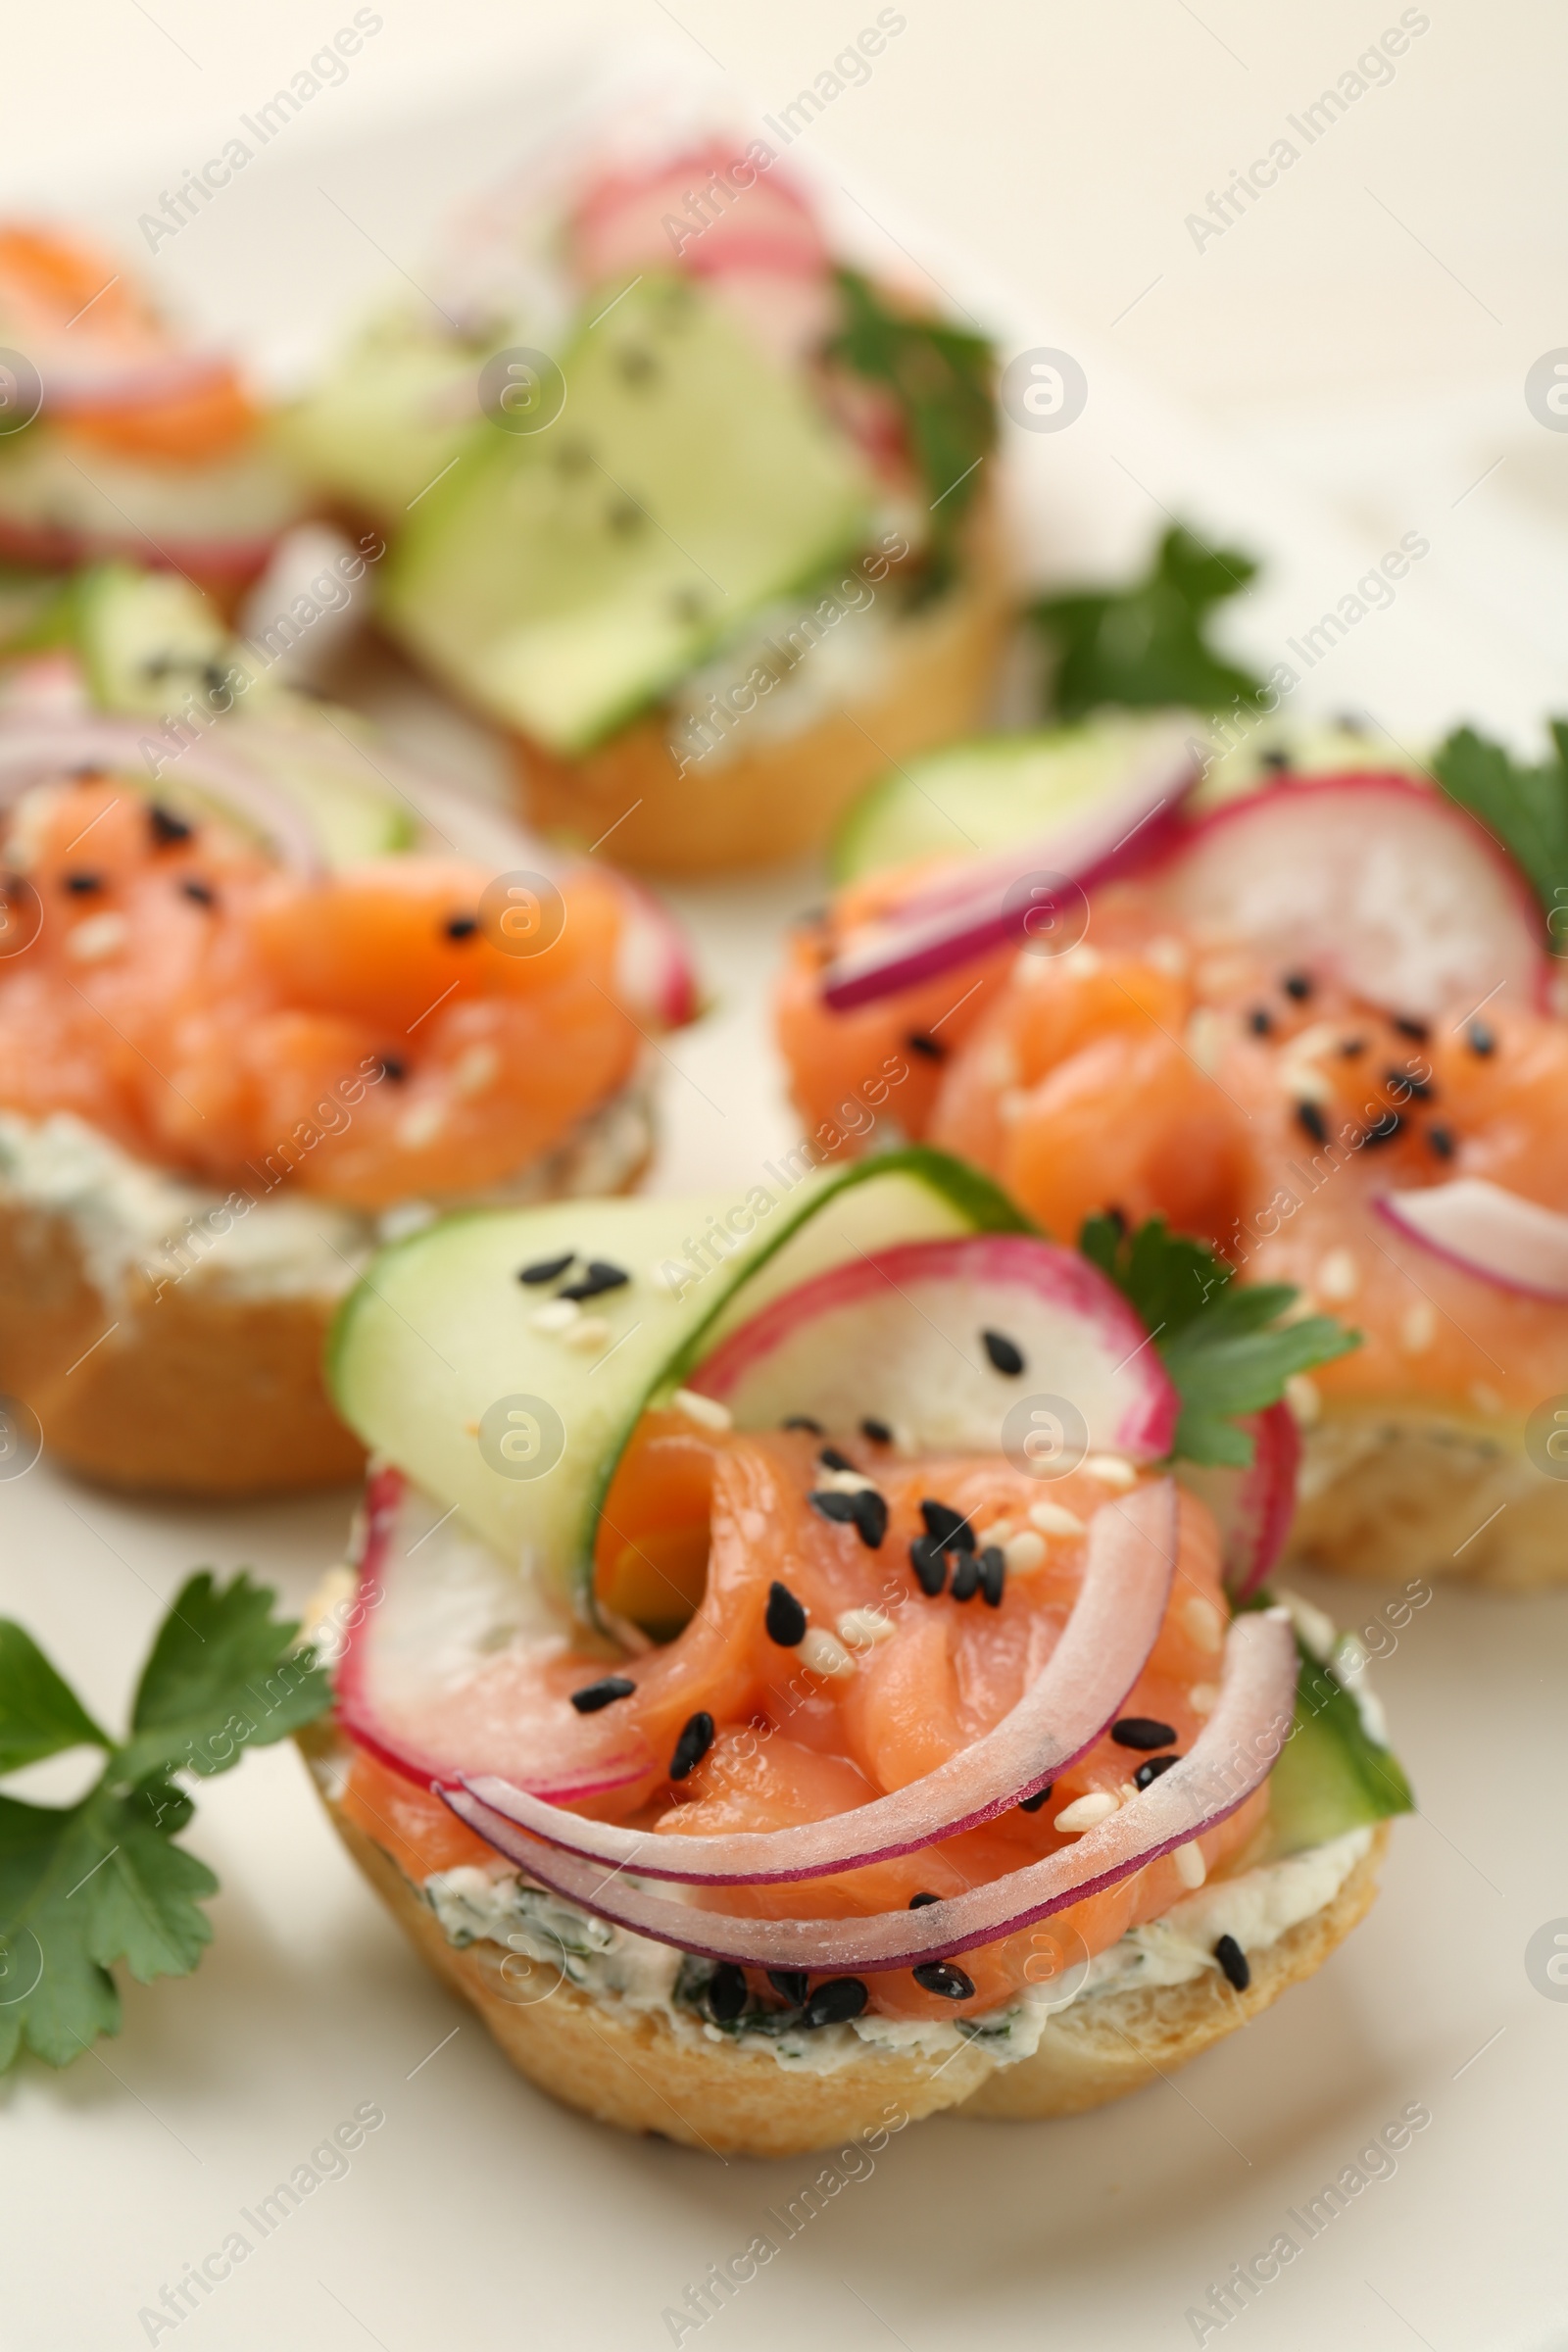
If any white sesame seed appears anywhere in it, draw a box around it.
[1182,1596,1225,1653]
[818,1465,878,1494]
[1064,944,1102,976]
[561,1315,611,1351]
[1003,1529,1047,1575]
[1284,1373,1321,1427]
[983,1519,1015,1545]
[1028,1500,1085,1537]
[1400,1299,1437,1354]
[1144,933,1188,978]
[530,1298,580,1333]
[670,1387,732,1432]
[1315,1247,1358,1301]
[1054,1790,1119,1833]
[999,1088,1030,1125]
[1185,1008,1225,1074]
[65,911,126,961]
[649,1261,691,1295]
[1173,1839,1206,1888]
[396,1100,447,1151]
[1188,1684,1219,1718]
[1285,1065,1334,1104]
[800,1628,856,1681]
[1084,1454,1137,1491]
[982,1040,1020,1089]
[452,1042,500,1098]
[837,1606,895,1649]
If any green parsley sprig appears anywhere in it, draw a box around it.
[1033,523,1265,722]
[0,1573,329,2072]
[1431,718,1568,952]
[1079,1213,1358,1467]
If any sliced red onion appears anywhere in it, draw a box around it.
[1152,774,1546,1022]
[1375,1178,1568,1303]
[464,1479,1177,1886]
[445,1609,1298,1973]
[688,1233,1180,1463]
[820,720,1200,1011]
[1177,1401,1300,1603]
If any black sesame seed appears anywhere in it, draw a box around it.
[817,1446,856,1473]
[1111,1716,1178,1751]
[908,1891,942,1909]
[1391,1014,1429,1042]
[1295,1101,1329,1146]
[1385,1067,1433,1102]
[1466,1020,1495,1056]
[978,1545,1005,1607]
[616,345,658,387]
[1282,971,1313,1002]
[982,1329,1026,1376]
[909,1534,948,1596]
[1361,1109,1403,1148]
[559,1259,631,1301]
[1018,1783,1054,1812]
[906,1031,947,1060]
[809,1488,888,1547]
[1427,1124,1456,1160]
[569,1675,636,1715]
[1213,1933,1250,1992]
[1259,748,1292,772]
[1340,1037,1367,1058]
[1134,1753,1181,1789]
[911,1961,976,2000]
[708,1962,749,2022]
[147,804,192,847]
[803,1977,867,2028]
[63,871,104,895]
[859,1417,894,1446]
[950,1550,981,1602]
[179,878,215,906]
[444,913,479,941]
[767,1969,808,2007]
[783,1415,823,1434]
[1247,1006,1274,1037]
[764,1581,808,1646]
[517,1252,575,1285]
[668,1711,714,1781]
[919,1499,975,1551]
[377,1055,407,1083]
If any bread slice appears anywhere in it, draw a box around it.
[305,1721,1387,2159]
[0,1078,652,1499]
[514,497,1013,876]
[1291,1404,1568,1590]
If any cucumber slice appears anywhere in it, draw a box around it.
[327,1147,1032,1615]
[279,310,489,523]
[73,561,232,716]
[1264,1639,1413,1855]
[1196,717,1426,808]
[829,713,1197,885]
[382,274,876,756]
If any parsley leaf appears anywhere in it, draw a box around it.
[828,269,997,587]
[1033,523,1265,722]
[1080,1212,1358,1466]
[0,1572,329,2072]
[1430,718,1568,950]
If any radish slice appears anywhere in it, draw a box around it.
[464,1480,1177,1886]
[41,352,237,417]
[335,1466,655,1802]
[1151,775,1546,1022]
[819,719,1199,1011]
[1375,1179,1568,1303]
[1177,1402,1299,1603]
[687,1233,1179,1463]
[445,1609,1298,1973]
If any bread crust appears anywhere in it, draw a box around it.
[307,1728,1387,2158]
[1292,1406,1568,1590]
[514,501,1013,876]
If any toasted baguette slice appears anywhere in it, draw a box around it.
[1291,1404,1568,1590]
[305,1720,1386,2159]
[514,499,1013,876]
[0,1078,652,1499]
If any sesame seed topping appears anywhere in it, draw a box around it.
[65,911,126,962]
[782,1414,823,1434]
[809,1488,888,1548]
[919,1499,974,1551]
[1028,1500,1085,1537]
[1361,1108,1403,1147]
[1003,1529,1047,1575]
[764,1581,808,1647]
[803,1978,867,2028]
[63,870,105,895]
[817,1445,856,1473]
[1285,1373,1321,1426]
[530,1298,581,1333]
[670,1389,732,1431]
[1134,1753,1180,1789]
[668,1711,714,1780]
[377,1054,406,1083]
[978,1545,1005,1606]
[1188,1683,1219,1717]
[444,913,479,941]
[561,1315,611,1351]
[908,1535,948,1596]
[908,1891,941,1908]
[1017,1784,1054,1812]
[859,1417,895,1446]
[1111,1717,1177,1750]
[1282,971,1313,1001]
[569,1675,636,1715]
[1340,1036,1367,1058]
[179,878,216,907]
[950,1550,981,1603]
[838,1606,895,1648]
[559,1259,630,1300]
[1315,1247,1358,1301]
[1182,1597,1225,1653]
[1295,1100,1329,1146]
[147,804,192,846]
[1391,1014,1429,1042]
[1173,1839,1207,1888]
[1084,1454,1137,1490]
[1054,1790,1119,1833]
[800,1628,856,1680]
[911,1961,975,2000]
[1400,1299,1436,1354]
[1466,1020,1495,1055]
[768,1969,808,2006]
[981,1329,1026,1376]
[906,1031,947,1060]
[1427,1124,1455,1159]
[707,1962,748,2021]
[518,1252,575,1285]
[1213,1933,1250,1991]
[1247,1006,1274,1036]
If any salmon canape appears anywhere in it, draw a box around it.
[300,1149,1407,2157]
[775,725,1568,1586]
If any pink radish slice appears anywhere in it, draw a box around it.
[607,871,700,1031]
[1151,774,1546,1022]
[334,1466,653,1803]
[0,713,322,871]
[1374,1179,1568,1303]
[39,351,237,416]
[570,147,828,287]
[465,1480,1177,1886]
[445,1609,1298,1974]
[1176,1403,1299,1603]
[687,1233,1179,1464]
[820,727,1200,1011]
[0,512,280,583]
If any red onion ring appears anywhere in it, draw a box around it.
[1374,1178,1568,1303]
